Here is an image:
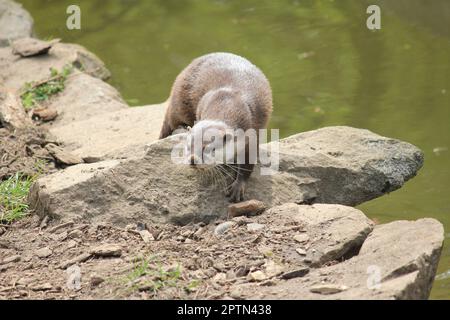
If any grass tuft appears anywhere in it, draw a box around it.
[0,172,36,223]
[126,257,183,294]
[21,65,73,110]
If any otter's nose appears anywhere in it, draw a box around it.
[190,155,201,165]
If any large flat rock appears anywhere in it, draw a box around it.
[48,103,167,160]
[43,72,127,127]
[0,0,33,47]
[29,126,424,225]
[268,126,424,205]
[0,41,110,89]
[229,216,444,299]
[0,39,161,160]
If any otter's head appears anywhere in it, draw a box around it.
[185,120,235,168]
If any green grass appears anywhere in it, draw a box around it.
[0,172,36,223]
[21,65,73,110]
[126,257,184,295]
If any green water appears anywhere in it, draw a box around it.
[20,0,449,299]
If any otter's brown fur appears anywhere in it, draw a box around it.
[159,52,273,202]
[159,52,272,138]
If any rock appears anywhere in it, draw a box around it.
[226,218,444,300]
[228,200,266,218]
[90,244,122,257]
[68,229,83,239]
[310,284,349,295]
[267,203,373,267]
[35,247,52,258]
[263,260,285,278]
[90,275,105,287]
[281,268,310,280]
[59,252,91,269]
[45,143,84,166]
[0,42,110,90]
[16,277,33,286]
[29,127,423,225]
[214,221,235,237]
[50,231,68,242]
[49,221,74,233]
[0,90,33,129]
[295,248,307,256]
[2,255,20,264]
[0,0,33,47]
[30,283,53,291]
[264,126,424,206]
[247,271,267,282]
[12,37,59,57]
[139,230,154,243]
[212,272,227,283]
[293,234,310,243]
[0,264,10,272]
[32,107,58,122]
[246,223,265,232]
[48,103,167,160]
[67,240,77,249]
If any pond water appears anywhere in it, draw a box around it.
[20,0,449,299]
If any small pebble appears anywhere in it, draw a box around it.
[2,255,21,264]
[36,247,53,258]
[246,223,265,232]
[214,221,235,237]
[293,234,310,243]
[310,284,348,295]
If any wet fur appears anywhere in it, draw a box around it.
[159,52,273,202]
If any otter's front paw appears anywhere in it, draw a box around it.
[226,180,246,203]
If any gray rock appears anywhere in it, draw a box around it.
[89,244,122,257]
[139,230,154,243]
[310,284,348,295]
[12,37,59,57]
[2,254,20,264]
[264,126,424,206]
[263,203,374,267]
[228,218,444,300]
[0,90,33,129]
[214,221,235,237]
[281,267,310,280]
[30,283,53,291]
[246,223,265,232]
[35,247,52,258]
[293,234,310,243]
[45,143,84,166]
[48,102,167,160]
[59,252,91,269]
[0,41,111,90]
[0,0,33,47]
[29,127,423,225]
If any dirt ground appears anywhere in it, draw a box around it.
[0,125,55,181]
[0,206,325,300]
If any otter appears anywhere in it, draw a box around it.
[159,52,273,202]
